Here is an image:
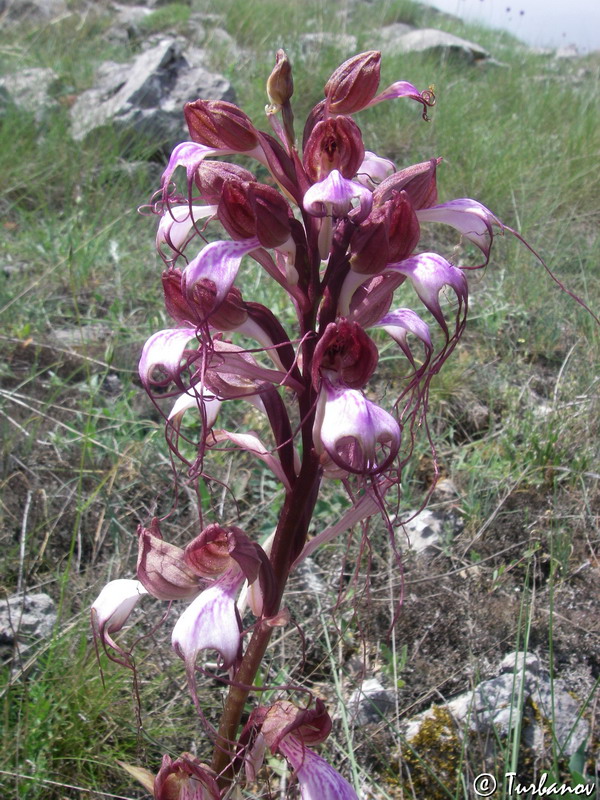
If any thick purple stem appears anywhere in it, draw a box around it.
[211,450,321,784]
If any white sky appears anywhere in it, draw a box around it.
[423,0,600,51]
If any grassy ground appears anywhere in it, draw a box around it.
[1,0,598,798]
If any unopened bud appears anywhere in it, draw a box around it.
[184,100,259,151]
[374,157,441,209]
[349,206,390,275]
[312,319,378,389]
[385,190,421,262]
[218,181,292,248]
[324,50,381,114]
[303,116,365,182]
[194,160,255,203]
[267,49,294,106]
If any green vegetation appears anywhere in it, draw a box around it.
[1,0,598,797]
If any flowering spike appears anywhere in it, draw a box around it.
[96,49,535,794]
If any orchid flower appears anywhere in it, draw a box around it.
[91,579,147,663]
[172,567,244,672]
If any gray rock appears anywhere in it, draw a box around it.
[111,2,153,27]
[403,651,590,758]
[376,22,415,48]
[70,37,235,154]
[381,27,490,63]
[0,67,60,121]
[0,593,57,647]
[0,0,67,21]
[350,678,396,724]
[298,32,358,59]
[396,508,462,554]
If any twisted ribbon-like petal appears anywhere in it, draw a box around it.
[277,736,359,800]
[416,198,503,264]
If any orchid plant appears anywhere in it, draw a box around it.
[91,50,519,798]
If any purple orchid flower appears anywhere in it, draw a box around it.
[313,379,401,475]
[171,566,244,673]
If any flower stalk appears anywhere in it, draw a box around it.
[90,49,550,798]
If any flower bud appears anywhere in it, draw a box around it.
[374,157,440,209]
[324,50,381,114]
[163,269,248,330]
[218,181,292,248]
[194,160,255,203]
[349,206,390,274]
[312,319,378,389]
[303,116,365,182]
[267,49,294,106]
[385,190,421,262]
[184,100,259,151]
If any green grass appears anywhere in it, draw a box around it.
[1,0,598,797]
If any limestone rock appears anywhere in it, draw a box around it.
[69,37,235,154]
[350,678,396,725]
[0,67,60,121]
[403,651,590,759]
[0,593,57,648]
[381,27,490,63]
[396,508,462,554]
[0,0,67,22]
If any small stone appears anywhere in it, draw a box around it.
[350,678,396,725]
[0,593,57,647]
